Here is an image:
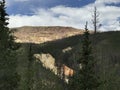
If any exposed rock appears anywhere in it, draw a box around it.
[34,53,57,75]
[62,47,72,53]
[34,53,75,83]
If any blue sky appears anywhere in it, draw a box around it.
[6,0,120,31]
[7,0,96,15]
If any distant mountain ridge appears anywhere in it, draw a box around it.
[12,26,84,44]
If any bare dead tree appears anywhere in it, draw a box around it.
[92,6,101,34]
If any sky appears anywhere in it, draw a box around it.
[5,0,120,31]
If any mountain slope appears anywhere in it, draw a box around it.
[15,26,120,90]
[12,26,84,44]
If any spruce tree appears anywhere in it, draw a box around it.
[0,0,19,90]
[69,22,99,90]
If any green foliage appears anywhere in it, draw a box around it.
[32,60,65,90]
[17,44,65,90]
[0,0,20,89]
[69,22,100,90]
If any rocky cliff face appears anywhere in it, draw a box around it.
[34,53,74,83]
[34,53,58,75]
[12,26,83,44]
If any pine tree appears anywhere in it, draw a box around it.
[0,0,20,90]
[69,22,99,90]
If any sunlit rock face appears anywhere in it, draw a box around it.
[12,26,84,44]
[34,53,58,75]
[34,53,74,83]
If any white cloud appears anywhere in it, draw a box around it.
[9,6,90,30]
[8,1,120,31]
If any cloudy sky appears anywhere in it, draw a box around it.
[6,0,120,31]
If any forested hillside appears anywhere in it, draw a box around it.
[16,30,120,90]
[0,0,120,90]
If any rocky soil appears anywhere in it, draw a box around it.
[12,26,84,44]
